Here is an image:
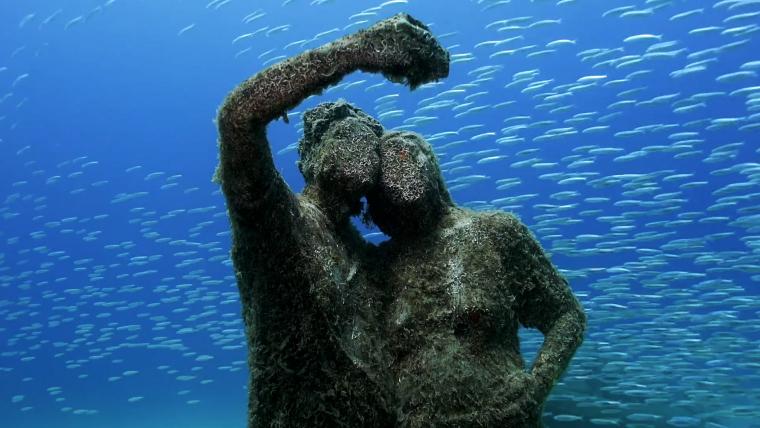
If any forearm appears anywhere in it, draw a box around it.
[530,305,586,397]
[216,37,359,225]
[218,13,448,144]
[218,39,357,135]
[218,13,448,133]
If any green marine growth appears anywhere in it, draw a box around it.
[215,13,587,428]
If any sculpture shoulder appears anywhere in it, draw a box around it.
[428,209,535,271]
[444,209,551,280]
[296,194,342,246]
[444,208,528,246]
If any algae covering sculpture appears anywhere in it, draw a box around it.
[215,13,587,428]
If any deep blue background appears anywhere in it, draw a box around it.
[1,0,759,427]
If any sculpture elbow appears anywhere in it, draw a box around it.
[218,92,249,139]
[217,87,269,142]
[542,303,586,344]
[567,305,587,345]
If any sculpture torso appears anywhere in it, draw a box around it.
[373,208,539,427]
[239,200,543,427]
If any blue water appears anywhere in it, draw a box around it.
[1,0,759,427]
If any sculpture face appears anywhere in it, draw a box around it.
[311,117,381,197]
[367,131,451,238]
[298,102,384,213]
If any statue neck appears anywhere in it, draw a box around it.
[302,184,361,227]
[370,192,452,241]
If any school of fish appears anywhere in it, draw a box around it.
[1,0,759,427]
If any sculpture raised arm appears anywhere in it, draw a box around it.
[215,13,450,233]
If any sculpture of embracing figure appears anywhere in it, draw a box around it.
[215,13,586,428]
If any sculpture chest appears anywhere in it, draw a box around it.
[379,230,521,367]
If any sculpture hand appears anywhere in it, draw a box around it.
[501,371,545,422]
[355,13,450,89]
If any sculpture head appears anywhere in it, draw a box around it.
[298,100,383,216]
[366,130,453,239]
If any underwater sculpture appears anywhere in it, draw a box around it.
[215,13,586,428]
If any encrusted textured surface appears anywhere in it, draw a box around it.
[369,208,586,427]
[215,13,585,428]
[367,130,453,239]
[298,101,383,201]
